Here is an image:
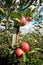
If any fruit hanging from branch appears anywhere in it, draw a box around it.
[20,16,27,25]
[28,16,32,21]
[20,41,30,52]
[15,48,24,57]
[13,16,27,26]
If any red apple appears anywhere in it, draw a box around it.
[15,48,24,57]
[13,16,27,26]
[20,16,27,25]
[29,17,32,21]
[20,42,30,52]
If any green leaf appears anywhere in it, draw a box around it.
[0,8,5,17]
[22,53,27,62]
[10,12,21,19]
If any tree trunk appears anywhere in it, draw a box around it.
[12,27,19,47]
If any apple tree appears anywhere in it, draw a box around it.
[0,0,43,65]
[0,0,37,47]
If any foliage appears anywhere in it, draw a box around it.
[0,22,43,65]
[0,0,43,65]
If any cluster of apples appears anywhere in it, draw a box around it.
[15,42,30,57]
[14,16,32,26]
[19,16,32,26]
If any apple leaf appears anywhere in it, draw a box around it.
[10,12,21,19]
[0,8,5,17]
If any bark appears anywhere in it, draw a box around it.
[12,27,19,47]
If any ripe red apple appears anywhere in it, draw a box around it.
[15,48,24,57]
[20,16,27,25]
[20,42,30,52]
[13,16,27,26]
[29,17,32,21]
